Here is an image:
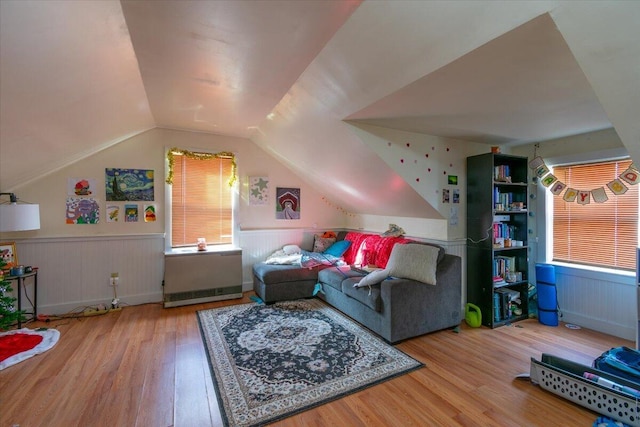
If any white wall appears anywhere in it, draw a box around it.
[2,125,477,315]
[345,123,488,241]
[0,128,350,313]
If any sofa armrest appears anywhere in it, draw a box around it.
[380,254,462,337]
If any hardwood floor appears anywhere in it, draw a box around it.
[1,293,633,427]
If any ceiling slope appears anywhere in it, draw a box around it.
[250,1,562,216]
[120,0,361,137]
[346,14,611,146]
[1,1,638,221]
[0,0,154,190]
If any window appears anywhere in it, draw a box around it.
[167,149,236,248]
[552,159,638,270]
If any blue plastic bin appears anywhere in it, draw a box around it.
[536,263,558,326]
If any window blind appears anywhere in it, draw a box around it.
[171,154,233,247]
[552,159,638,270]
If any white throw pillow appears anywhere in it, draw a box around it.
[283,244,302,255]
[386,244,439,285]
[354,268,389,288]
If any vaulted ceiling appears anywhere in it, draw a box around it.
[1,1,638,218]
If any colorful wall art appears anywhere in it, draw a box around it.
[249,176,269,205]
[144,205,156,222]
[67,178,97,196]
[105,168,154,201]
[124,204,139,222]
[66,198,99,224]
[106,205,120,223]
[275,187,300,220]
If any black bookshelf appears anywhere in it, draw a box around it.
[466,153,530,328]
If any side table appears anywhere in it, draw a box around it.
[4,270,38,328]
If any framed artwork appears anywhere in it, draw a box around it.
[275,187,300,219]
[0,242,18,270]
[105,168,155,201]
[249,176,269,205]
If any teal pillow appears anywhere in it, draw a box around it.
[324,240,351,257]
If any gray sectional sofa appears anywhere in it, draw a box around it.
[252,231,462,343]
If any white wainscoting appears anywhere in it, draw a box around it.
[14,234,165,315]
[13,230,468,319]
[553,264,636,341]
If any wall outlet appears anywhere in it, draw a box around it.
[109,272,119,287]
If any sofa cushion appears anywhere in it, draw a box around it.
[253,262,321,284]
[317,267,361,291]
[341,278,382,312]
[386,243,439,285]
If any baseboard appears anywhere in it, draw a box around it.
[38,291,163,316]
[561,310,635,341]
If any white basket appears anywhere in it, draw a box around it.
[530,354,640,426]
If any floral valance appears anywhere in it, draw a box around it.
[165,147,237,187]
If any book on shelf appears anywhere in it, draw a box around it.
[494,165,511,182]
[493,276,507,287]
[494,255,516,278]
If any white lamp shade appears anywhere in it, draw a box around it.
[0,203,41,231]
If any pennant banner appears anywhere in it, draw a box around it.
[563,188,578,202]
[620,167,639,185]
[591,187,608,203]
[530,158,639,204]
[607,179,628,195]
[577,191,591,205]
[541,174,557,187]
[550,181,566,195]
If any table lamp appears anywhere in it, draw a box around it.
[0,192,40,231]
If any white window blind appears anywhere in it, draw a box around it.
[170,153,233,247]
[552,159,638,270]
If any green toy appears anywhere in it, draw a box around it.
[465,303,482,328]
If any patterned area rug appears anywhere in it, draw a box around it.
[197,299,423,427]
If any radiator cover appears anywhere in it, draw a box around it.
[163,246,243,308]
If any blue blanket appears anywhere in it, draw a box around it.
[300,250,342,268]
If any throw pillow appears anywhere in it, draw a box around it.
[283,244,301,255]
[313,235,336,253]
[386,243,439,285]
[323,240,351,257]
[354,268,389,288]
